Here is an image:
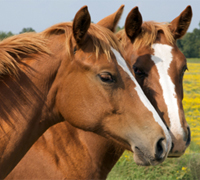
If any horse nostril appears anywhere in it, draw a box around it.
[155,138,165,161]
[186,127,191,146]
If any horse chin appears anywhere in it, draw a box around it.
[133,147,164,166]
[133,152,151,166]
[167,153,184,158]
[167,146,185,158]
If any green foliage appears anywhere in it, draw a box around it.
[177,25,200,58]
[0,31,14,40]
[116,26,124,32]
[0,27,36,41]
[19,27,35,34]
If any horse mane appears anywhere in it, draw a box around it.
[117,21,175,50]
[0,22,123,77]
[41,22,123,60]
[0,33,50,77]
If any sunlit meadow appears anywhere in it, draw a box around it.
[108,59,200,180]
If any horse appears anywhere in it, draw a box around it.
[0,6,172,179]
[6,5,191,180]
[6,5,192,180]
[115,5,192,157]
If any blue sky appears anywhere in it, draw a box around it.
[0,0,199,34]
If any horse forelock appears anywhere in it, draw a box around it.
[41,22,123,61]
[118,21,175,51]
[0,33,50,77]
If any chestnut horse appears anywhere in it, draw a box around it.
[6,5,192,180]
[6,5,191,180]
[116,5,192,157]
[0,6,172,179]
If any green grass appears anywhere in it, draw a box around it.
[187,58,200,63]
[107,143,200,180]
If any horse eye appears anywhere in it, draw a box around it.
[133,65,146,77]
[99,72,115,83]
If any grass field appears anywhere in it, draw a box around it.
[187,58,200,63]
[107,59,200,180]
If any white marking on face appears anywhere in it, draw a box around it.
[151,43,183,136]
[111,47,171,148]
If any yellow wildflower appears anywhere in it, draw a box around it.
[182,167,187,171]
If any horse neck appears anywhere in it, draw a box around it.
[0,39,64,178]
[28,121,124,179]
[77,127,125,178]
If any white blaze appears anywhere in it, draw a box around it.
[151,43,183,136]
[111,47,171,147]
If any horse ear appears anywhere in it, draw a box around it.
[97,5,124,32]
[169,6,192,40]
[125,6,143,41]
[73,6,91,46]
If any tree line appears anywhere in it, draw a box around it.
[0,25,200,58]
[177,23,200,58]
[0,27,35,40]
